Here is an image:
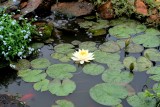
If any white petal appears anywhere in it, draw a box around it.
[80,60,84,64]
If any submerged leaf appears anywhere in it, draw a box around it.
[90,83,128,106]
[49,78,76,96]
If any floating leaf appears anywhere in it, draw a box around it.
[33,79,49,92]
[79,41,97,51]
[153,83,160,93]
[46,64,76,80]
[107,61,124,70]
[15,59,30,70]
[137,57,152,72]
[116,39,126,49]
[94,50,120,64]
[71,40,81,45]
[52,99,75,107]
[125,84,135,96]
[127,92,156,107]
[19,69,47,82]
[123,56,138,71]
[90,83,128,106]
[83,64,105,75]
[49,78,76,96]
[102,69,133,84]
[54,43,74,54]
[109,25,134,38]
[23,73,47,82]
[99,41,120,53]
[78,21,95,29]
[147,66,160,81]
[132,28,160,47]
[51,52,71,62]
[125,44,144,53]
[51,53,65,59]
[109,17,128,26]
[144,48,160,62]
[89,28,106,36]
[31,58,51,69]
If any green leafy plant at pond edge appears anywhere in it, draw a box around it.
[0,10,36,60]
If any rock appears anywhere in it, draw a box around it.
[51,2,94,17]
[135,0,148,15]
[98,0,114,19]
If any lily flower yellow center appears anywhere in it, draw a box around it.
[71,49,94,64]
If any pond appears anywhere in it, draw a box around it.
[0,16,160,107]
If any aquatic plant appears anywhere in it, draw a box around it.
[52,99,75,107]
[71,49,94,64]
[0,11,36,60]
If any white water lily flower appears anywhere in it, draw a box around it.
[71,49,94,64]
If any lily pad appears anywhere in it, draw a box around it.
[153,83,160,93]
[99,41,120,53]
[109,25,134,38]
[46,64,76,80]
[123,56,137,71]
[18,69,47,82]
[127,92,156,107]
[90,83,128,106]
[71,40,81,45]
[51,53,71,62]
[89,28,106,36]
[144,48,160,61]
[132,28,160,47]
[116,39,126,49]
[83,64,105,75]
[79,41,97,51]
[15,59,30,70]
[94,50,120,64]
[54,43,74,54]
[51,53,65,59]
[107,61,124,70]
[33,79,49,92]
[78,21,95,29]
[52,99,75,107]
[125,44,144,53]
[147,66,160,81]
[137,57,152,72]
[102,69,133,84]
[49,78,76,96]
[31,58,51,69]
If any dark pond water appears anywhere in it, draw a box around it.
[0,18,159,107]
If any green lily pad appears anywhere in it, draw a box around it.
[79,41,97,51]
[144,48,160,61]
[31,58,51,69]
[51,53,65,59]
[52,99,75,107]
[116,39,126,49]
[102,69,133,84]
[109,17,128,26]
[33,79,49,92]
[46,64,76,80]
[90,83,128,106]
[15,59,30,70]
[123,56,138,71]
[127,92,156,107]
[147,66,160,81]
[54,43,74,54]
[23,73,47,82]
[153,83,160,93]
[125,44,144,53]
[107,61,124,70]
[71,40,81,45]
[78,21,95,29]
[99,41,120,53]
[51,53,71,62]
[137,57,152,72]
[94,50,120,64]
[89,28,106,36]
[109,25,134,38]
[49,78,76,96]
[83,64,105,75]
[18,69,47,82]
[132,28,160,47]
